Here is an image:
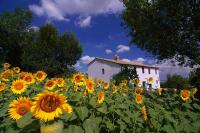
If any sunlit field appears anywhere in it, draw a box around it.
[0,63,199,133]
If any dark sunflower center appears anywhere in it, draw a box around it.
[14,83,23,90]
[40,95,60,112]
[47,82,53,87]
[37,73,43,78]
[182,92,189,98]
[75,76,81,82]
[25,76,32,82]
[18,106,29,115]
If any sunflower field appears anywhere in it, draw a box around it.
[0,63,200,133]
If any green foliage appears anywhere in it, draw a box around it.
[189,68,200,88]
[162,74,190,89]
[112,66,138,85]
[0,8,32,66]
[0,9,82,77]
[21,24,82,77]
[189,68,200,99]
[122,0,200,66]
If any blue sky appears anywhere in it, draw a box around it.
[0,0,192,80]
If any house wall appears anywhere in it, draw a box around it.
[88,60,160,88]
[88,60,121,82]
[135,67,160,88]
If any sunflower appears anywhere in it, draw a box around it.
[72,73,84,84]
[192,88,198,95]
[1,69,13,81]
[123,80,128,85]
[97,91,105,104]
[3,63,10,69]
[85,79,95,94]
[148,77,154,84]
[31,91,70,122]
[135,94,143,104]
[112,85,117,93]
[11,79,27,94]
[157,88,162,95]
[45,80,56,90]
[135,79,141,85]
[96,79,103,85]
[8,97,32,120]
[34,71,47,81]
[0,82,7,92]
[56,78,65,87]
[135,87,143,95]
[19,72,28,80]
[23,73,35,84]
[180,89,190,101]
[103,82,110,90]
[62,103,73,113]
[13,67,20,73]
[131,79,135,85]
[141,105,147,121]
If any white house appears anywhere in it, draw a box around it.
[88,55,160,88]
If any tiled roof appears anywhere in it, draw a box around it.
[88,57,159,69]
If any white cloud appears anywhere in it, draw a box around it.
[116,45,130,53]
[135,57,146,63]
[122,58,131,62]
[77,16,91,28]
[30,26,40,32]
[80,55,95,64]
[29,5,44,16]
[105,49,112,54]
[153,59,193,81]
[29,0,124,21]
[73,61,82,69]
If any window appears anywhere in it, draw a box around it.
[155,69,157,74]
[148,68,151,74]
[156,80,158,84]
[102,68,105,75]
[142,67,145,73]
[142,81,146,88]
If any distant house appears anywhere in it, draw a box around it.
[88,55,160,88]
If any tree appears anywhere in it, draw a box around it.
[112,66,138,85]
[189,68,200,99]
[162,74,190,89]
[189,68,200,88]
[21,24,82,77]
[122,0,200,66]
[0,8,32,67]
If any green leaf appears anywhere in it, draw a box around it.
[0,103,8,117]
[83,118,100,133]
[16,112,34,128]
[193,103,200,111]
[64,125,84,133]
[97,103,107,114]
[73,92,83,101]
[76,106,89,121]
[89,97,96,108]
[60,112,74,122]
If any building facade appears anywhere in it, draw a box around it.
[88,55,160,88]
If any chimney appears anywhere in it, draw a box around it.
[114,54,120,60]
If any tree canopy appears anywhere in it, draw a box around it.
[0,8,32,67]
[0,8,82,77]
[21,24,82,77]
[122,0,200,66]
[162,74,190,89]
